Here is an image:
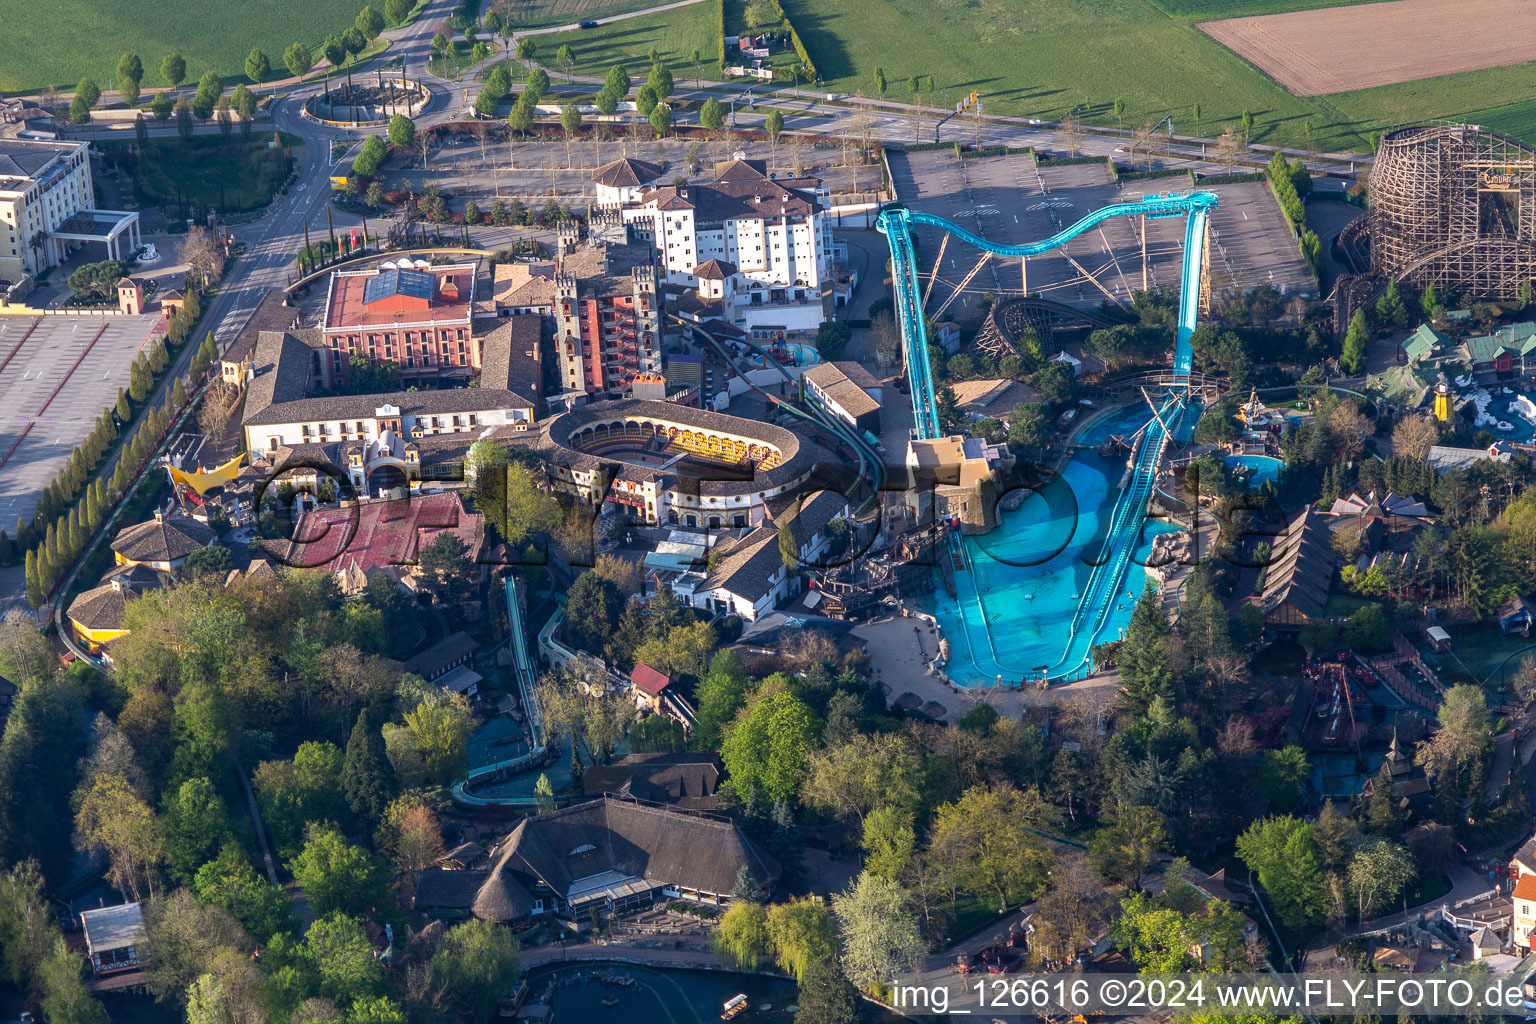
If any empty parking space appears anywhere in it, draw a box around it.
[0,314,162,526]
[887,150,1315,324]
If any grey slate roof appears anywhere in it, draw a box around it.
[582,753,722,807]
[110,512,216,564]
[1254,507,1335,621]
[501,795,779,899]
[593,157,664,188]
[702,527,782,602]
[223,290,305,367]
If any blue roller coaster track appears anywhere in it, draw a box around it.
[877,191,1218,681]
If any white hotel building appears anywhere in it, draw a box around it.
[0,139,140,284]
[593,157,834,337]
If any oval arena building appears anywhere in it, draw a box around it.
[533,399,848,527]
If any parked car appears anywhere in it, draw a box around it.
[578,19,598,28]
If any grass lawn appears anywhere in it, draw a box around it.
[529,4,721,82]
[493,0,688,29]
[0,0,399,93]
[946,894,1008,943]
[116,133,303,215]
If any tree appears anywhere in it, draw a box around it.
[118,53,145,106]
[288,826,386,917]
[162,776,231,885]
[1030,853,1112,966]
[429,918,521,1020]
[648,101,672,138]
[714,901,770,969]
[560,101,582,139]
[351,134,388,178]
[1235,816,1327,929]
[192,70,223,119]
[635,83,658,116]
[302,912,384,1002]
[1341,308,1368,375]
[1392,414,1438,460]
[70,80,98,123]
[1364,760,1407,836]
[813,320,852,362]
[1109,891,1202,972]
[1088,804,1167,891]
[380,799,446,878]
[1253,745,1311,813]
[1119,585,1174,712]
[556,43,576,81]
[140,891,251,1004]
[385,0,410,25]
[929,784,1055,906]
[401,691,475,784]
[356,4,386,41]
[1240,108,1254,139]
[647,62,673,100]
[245,49,271,87]
[693,650,749,750]
[386,112,415,150]
[1376,277,1407,329]
[832,872,925,991]
[861,806,916,880]
[526,67,550,104]
[1347,603,1389,652]
[564,571,623,654]
[802,731,922,825]
[604,64,631,97]
[765,108,784,147]
[1347,839,1416,922]
[285,41,315,82]
[342,712,394,822]
[162,52,186,88]
[192,845,293,942]
[507,97,534,136]
[720,679,820,804]
[872,66,886,95]
[795,958,860,1024]
[74,772,165,901]
[764,897,838,982]
[700,97,725,131]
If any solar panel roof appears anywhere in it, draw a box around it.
[362,266,436,305]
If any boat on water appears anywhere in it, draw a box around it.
[722,994,750,1020]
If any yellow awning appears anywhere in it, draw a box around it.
[169,452,245,495]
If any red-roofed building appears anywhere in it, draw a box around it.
[629,663,672,712]
[273,491,483,577]
[1513,872,1536,949]
[320,261,479,388]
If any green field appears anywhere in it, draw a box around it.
[0,0,398,93]
[529,4,720,81]
[491,0,686,29]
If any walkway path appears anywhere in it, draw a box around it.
[1303,863,1494,955]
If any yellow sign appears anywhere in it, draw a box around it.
[1481,169,1523,191]
[330,176,348,190]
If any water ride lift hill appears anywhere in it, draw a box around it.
[876,191,1220,682]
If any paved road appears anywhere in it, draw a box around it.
[1304,863,1495,955]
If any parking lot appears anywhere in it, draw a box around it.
[886,149,1316,323]
[0,313,163,526]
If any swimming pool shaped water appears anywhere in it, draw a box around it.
[1224,454,1283,487]
[930,405,1181,686]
